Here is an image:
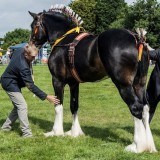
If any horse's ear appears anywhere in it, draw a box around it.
[28,11,37,19]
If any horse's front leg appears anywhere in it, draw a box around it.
[65,82,84,137]
[44,78,65,137]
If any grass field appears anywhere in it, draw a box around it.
[0,65,160,160]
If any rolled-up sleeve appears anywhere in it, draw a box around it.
[20,67,47,100]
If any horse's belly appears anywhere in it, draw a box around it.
[80,66,108,82]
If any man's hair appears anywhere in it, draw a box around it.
[24,42,38,56]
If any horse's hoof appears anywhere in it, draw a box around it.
[65,130,85,137]
[73,131,85,137]
[125,143,138,153]
[44,131,55,137]
[43,130,64,137]
[64,130,72,136]
[148,147,157,153]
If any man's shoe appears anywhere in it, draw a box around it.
[1,127,11,132]
[22,133,33,138]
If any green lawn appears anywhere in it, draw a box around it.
[0,65,160,160]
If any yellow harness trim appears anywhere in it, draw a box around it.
[52,26,85,49]
[138,43,143,61]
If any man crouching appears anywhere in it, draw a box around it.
[1,42,59,137]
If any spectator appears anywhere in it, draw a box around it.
[145,44,160,122]
[1,42,60,137]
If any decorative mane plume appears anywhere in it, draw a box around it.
[49,4,83,26]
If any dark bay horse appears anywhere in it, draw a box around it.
[29,5,157,153]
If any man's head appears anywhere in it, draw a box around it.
[24,42,38,62]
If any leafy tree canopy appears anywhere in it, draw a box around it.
[2,28,30,50]
[70,0,96,33]
[125,0,160,47]
[70,0,127,34]
[95,0,128,33]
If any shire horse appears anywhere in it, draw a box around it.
[29,5,157,153]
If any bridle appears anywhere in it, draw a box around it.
[31,13,47,42]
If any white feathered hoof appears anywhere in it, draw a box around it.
[125,143,146,153]
[125,143,158,153]
[125,142,154,153]
[64,130,72,136]
[125,143,138,153]
[44,130,64,137]
[65,130,85,137]
[148,146,157,153]
[44,131,55,137]
[73,130,85,137]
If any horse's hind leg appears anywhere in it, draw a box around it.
[146,86,159,122]
[132,79,157,152]
[113,78,156,153]
[149,101,158,123]
[44,78,65,137]
[125,104,157,153]
[65,82,84,137]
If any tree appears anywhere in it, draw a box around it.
[2,28,30,50]
[95,0,127,33]
[70,0,127,34]
[125,0,160,47]
[69,0,96,33]
[109,3,129,29]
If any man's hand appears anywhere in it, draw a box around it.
[46,95,60,105]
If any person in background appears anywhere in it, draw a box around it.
[0,42,60,137]
[145,44,160,122]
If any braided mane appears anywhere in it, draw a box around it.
[49,4,83,26]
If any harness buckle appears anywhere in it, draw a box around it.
[69,44,75,51]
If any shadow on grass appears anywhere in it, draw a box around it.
[0,119,6,126]
[1,116,160,145]
[150,129,160,137]
[83,125,131,145]
[29,116,133,145]
[29,116,72,132]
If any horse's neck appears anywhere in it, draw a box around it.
[45,17,74,43]
[47,27,74,44]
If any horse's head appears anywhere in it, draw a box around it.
[29,11,48,48]
[29,4,84,47]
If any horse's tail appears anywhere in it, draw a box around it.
[135,47,149,84]
[133,28,149,103]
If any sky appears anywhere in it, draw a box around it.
[0,0,136,38]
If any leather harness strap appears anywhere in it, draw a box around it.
[127,29,147,61]
[68,32,90,83]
